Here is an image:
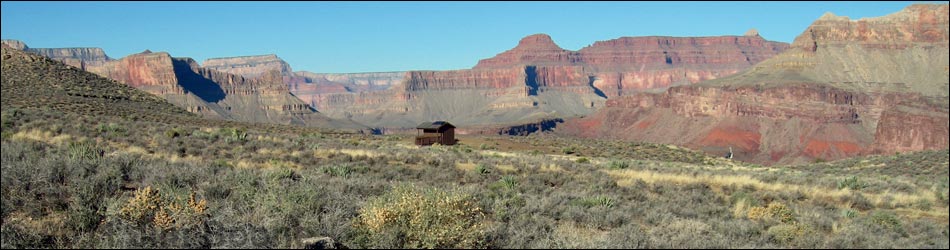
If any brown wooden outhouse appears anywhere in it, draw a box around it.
[415,121,456,146]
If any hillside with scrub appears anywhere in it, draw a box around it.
[2,45,949,248]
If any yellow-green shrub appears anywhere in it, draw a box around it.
[117,186,208,230]
[748,202,796,223]
[767,223,813,244]
[357,184,488,248]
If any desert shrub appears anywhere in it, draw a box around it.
[493,175,519,191]
[67,142,103,163]
[190,129,217,141]
[914,199,933,211]
[575,157,589,164]
[747,202,796,224]
[648,218,727,248]
[117,186,165,226]
[164,128,184,138]
[475,163,492,175]
[218,128,248,143]
[607,160,629,170]
[116,186,208,231]
[841,209,858,219]
[561,146,577,155]
[766,223,814,246]
[570,195,615,209]
[602,223,650,248]
[267,168,299,182]
[321,165,354,178]
[356,184,488,248]
[0,130,12,141]
[837,176,868,190]
[869,211,903,234]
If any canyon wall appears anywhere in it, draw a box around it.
[560,4,950,165]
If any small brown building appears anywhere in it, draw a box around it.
[415,121,456,146]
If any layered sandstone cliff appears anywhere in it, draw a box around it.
[469,33,788,97]
[301,32,787,129]
[202,54,294,78]
[561,4,950,165]
[89,51,362,128]
[2,39,112,70]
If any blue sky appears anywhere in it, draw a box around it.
[0,1,936,73]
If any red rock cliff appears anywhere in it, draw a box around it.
[561,4,950,165]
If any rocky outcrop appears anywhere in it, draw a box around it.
[873,106,949,153]
[560,4,950,165]
[202,54,294,78]
[791,4,948,51]
[85,51,179,94]
[474,34,580,69]
[2,39,112,70]
[1,39,28,50]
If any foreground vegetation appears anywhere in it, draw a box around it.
[2,106,947,249]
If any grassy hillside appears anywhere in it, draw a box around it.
[2,46,948,248]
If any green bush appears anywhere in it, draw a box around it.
[607,160,629,170]
[97,123,125,135]
[356,184,487,249]
[575,157,590,164]
[498,176,518,191]
[218,128,248,143]
[571,195,616,208]
[841,209,858,219]
[164,128,184,138]
[747,202,796,224]
[67,142,103,163]
[767,223,812,245]
[561,146,577,155]
[268,168,298,182]
[321,165,353,178]
[869,211,902,233]
[475,163,491,174]
[837,176,868,190]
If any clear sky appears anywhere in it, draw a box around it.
[0,1,937,73]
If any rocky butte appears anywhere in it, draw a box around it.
[203,54,294,78]
[559,4,950,165]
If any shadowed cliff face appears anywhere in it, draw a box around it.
[560,4,950,165]
[172,58,226,103]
